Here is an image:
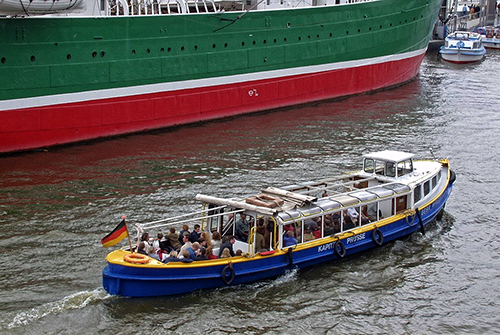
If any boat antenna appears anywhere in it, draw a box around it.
[429,148,437,160]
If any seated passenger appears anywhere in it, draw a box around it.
[195,247,208,261]
[255,223,268,252]
[190,224,202,243]
[218,235,236,257]
[165,227,182,251]
[206,246,218,259]
[211,231,222,249]
[137,242,148,255]
[162,251,180,263]
[220,248,232,258]
[179,250,193,263]
[283,231,297,247]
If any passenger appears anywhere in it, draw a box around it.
[304,219,318,232]
[188,242,200,260]
[218,235,236,257]
[159,232,172,252]
[141,232,151,250]
[366,204,378,222]
[152,232,163,250]
[190,224,202,243]
[137,242,148,255]
[165,227,182,251]
[147,246,161,261]
[195,247,208,261]
[254,222,267,252]
[312,228,322,239]
[206,246,218,259]
[178,224,190,245]
[324,221,336,235]
[322,190,328,197]
[201,231,212,248]
[235,213,249,242]
[347,207,360,225]
[304,226,315,241]
[162,251,180,263]
[179,250,193,263]
[178,233,192,256]
[211,231,222,249]
[220,248,231,259]
[283,231,297,247]
[235,249,243,256]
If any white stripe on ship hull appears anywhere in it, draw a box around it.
[1,48,426,111]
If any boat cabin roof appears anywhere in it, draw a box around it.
[362,150,414,163]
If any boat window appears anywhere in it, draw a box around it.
[375,160,385,175]
[386,162,396,177]
[414,184,422,203]
[397,159,413,177]
[432,175,437,188]
[364,158,375,173]
[424,180,430,196]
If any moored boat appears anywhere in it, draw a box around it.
[477,26,500,49]
[439,31,486,63]
[102,150,455,297]
[0,0,442,154]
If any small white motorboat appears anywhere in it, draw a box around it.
[439,31,486,63]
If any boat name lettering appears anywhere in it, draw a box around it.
[248,89,258,97]
[346,233,366,244]
[318,242,335,253]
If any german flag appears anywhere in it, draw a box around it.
[101,219,128,248]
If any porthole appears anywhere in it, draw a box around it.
[31,55,36,62]
[132,50,136,55]
[194,45,198,50]
[307,35,310,39]
[100,51,105,57]
[298,36,301,41]
[181,46,185,51]
[167,47,171,52]
[263,40,266,44]
[287,22,291,28]
[346,31,349,35]
[242,41,245,46]
[67,54,71,60]
[213,44,216,48]
[1,57,5,64]
[330,33,333,37]
[284,37,287,42]
[274,39,277,43]
[161,47,165,53]
[224,43,228,48]
[146,48,151,54]
[253,41,256,45]
[92,51,97,58]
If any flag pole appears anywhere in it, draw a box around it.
[122,216,134,253]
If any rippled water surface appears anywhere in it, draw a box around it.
[1,50,500,335]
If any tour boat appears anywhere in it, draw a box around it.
[102,150,455,297]
[439,31,486,63]
[0,0,443,154]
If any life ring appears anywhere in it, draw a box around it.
[221,263,235,285]
[334,240,346,258]
[372,228,384,246]
[124,253,150,264]
[449,170,456,184]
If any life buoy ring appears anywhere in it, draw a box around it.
[124,253,150,264]
[221,263,235,285]
[334,240,346,258]
[372,228,384,246]
[477,27,486,35]
[449,170,456,184]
